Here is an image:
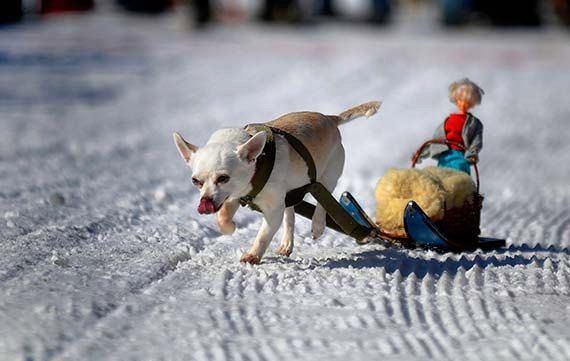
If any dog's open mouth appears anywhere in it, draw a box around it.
[197,197,228,214]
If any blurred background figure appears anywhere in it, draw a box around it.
[260,0,313,22]
[329,0,395,24]
[190,0,213,24]
[0,0,23,24]
[40,0,95,14]
[318,0,391,23]
[116,0,175,13]
[440,0,541,26]
[552,0,570,24]
[186,0,261,26]
[478,0,541,25]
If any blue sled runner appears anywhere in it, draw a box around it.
[339,192,505,252]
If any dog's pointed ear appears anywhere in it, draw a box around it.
[236,131,267,163]
[173,132,198,163]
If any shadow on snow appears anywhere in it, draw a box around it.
[320,242,567,278]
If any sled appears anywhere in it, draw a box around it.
[292,139,505,252]
[294,190,505,252]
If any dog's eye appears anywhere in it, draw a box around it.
[191,177,203,188]
[216,174,230,184]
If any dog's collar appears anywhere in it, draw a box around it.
[239,124,276,211]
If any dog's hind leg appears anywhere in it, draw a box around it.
[312,145,345,240]
[276,207,295,257]
[312,204,327,240]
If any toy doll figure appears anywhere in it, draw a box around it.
[418,78,484,174]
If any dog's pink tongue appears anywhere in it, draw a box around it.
[198,198,216,214]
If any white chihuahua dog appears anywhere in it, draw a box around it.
[173,101,380,264]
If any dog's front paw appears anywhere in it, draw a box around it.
[240,253,260,265]
[218,220,236,235]
[276,244,293,257]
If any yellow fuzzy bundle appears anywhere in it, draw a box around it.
[423,167,477,209]
[374,166,476,237]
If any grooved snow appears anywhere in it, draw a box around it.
[1,13,570,361]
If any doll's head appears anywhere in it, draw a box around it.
[448,78,484,114]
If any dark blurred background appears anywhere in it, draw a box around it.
[1,0,570,27]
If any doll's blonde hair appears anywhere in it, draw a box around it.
[448,78,484,106]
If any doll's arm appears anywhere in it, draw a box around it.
[415,120,447,163]
[464,118,483,162]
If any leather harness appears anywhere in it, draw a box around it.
[239,124,317,212]
[238,123,375,244]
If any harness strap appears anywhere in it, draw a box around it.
[239,124,318,210]
[239,124,276,211]
[269,127,317,183]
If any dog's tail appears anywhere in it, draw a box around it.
[337,101,381,125]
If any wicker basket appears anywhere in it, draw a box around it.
[411,139,482,244]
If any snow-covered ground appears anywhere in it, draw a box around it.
[1,11,570,361]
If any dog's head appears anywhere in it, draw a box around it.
[173,129,267,214]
